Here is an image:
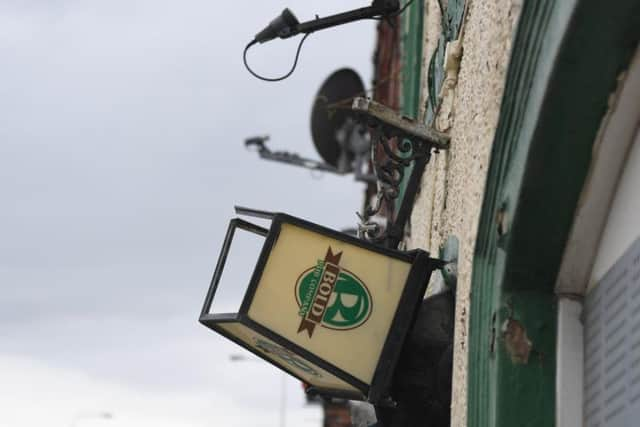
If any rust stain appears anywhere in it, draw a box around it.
[501,318,532,364]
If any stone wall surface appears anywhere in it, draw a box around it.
[405,1,521,425]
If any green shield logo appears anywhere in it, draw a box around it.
[296,263,372,331]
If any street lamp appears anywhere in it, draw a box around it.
[199,207,444,406]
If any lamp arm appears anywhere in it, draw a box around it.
[245,137,343,174]
[293,0,399,37]
[258,148,342,174]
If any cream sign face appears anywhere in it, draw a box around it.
[248,223,411,384]
[295,247,373,337]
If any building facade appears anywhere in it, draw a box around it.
[369,1,640,425]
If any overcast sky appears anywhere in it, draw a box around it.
[0,1,375,426]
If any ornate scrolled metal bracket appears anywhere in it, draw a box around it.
[350,97,450,246]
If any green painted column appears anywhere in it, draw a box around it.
[467,0,639,426]
[396,0,424,213]
[401,0,424,119]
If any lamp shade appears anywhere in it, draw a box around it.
[199,211,442,403]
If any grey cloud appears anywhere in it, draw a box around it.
[0,1,374,410]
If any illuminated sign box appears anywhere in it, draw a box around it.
[199,209,443,403]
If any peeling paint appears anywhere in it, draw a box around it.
[501,318,532,364]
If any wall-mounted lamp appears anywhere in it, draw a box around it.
[253,0,400,44]
[244,0,406,81]
[199,206,445,405]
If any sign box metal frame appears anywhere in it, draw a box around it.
[199,211,443,404]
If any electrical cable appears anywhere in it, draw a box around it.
[243,33,311,82]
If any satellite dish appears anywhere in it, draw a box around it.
[311,68,367,171]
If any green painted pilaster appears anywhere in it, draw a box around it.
[468,0,639,426]
[401,0,424,119]
[396,0,424,213]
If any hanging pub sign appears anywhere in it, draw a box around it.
[199,207,444,404]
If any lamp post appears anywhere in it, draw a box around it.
[229,354,286,427]
[70,412,113,427]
